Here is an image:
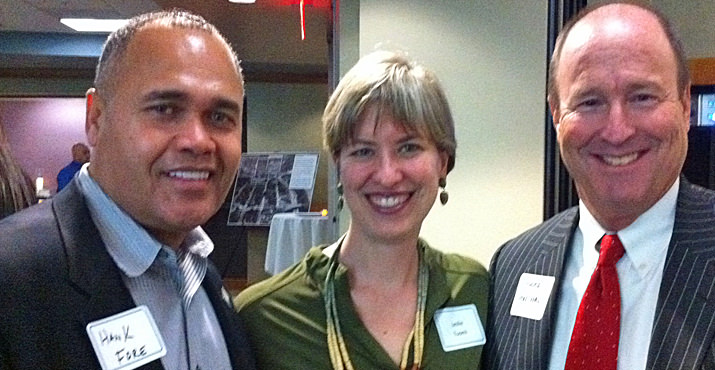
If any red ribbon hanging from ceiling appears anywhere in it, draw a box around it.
[279,0,329,6]
[282,0,330,40]
[300,0,305,40]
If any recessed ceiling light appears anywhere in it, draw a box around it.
[60,18,129,32]
[228,0,256,3]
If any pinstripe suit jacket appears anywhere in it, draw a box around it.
[483,179,715,370]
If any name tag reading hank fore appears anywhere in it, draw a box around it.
[510,273,556,321]
[434,304,486,352]
[86,305,166,370]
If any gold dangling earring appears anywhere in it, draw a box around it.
[439,178,448,205]
[337,183,344,211]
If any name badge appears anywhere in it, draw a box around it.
[510,273,555,320]
[86,306,166,370]
[434,304,486,352]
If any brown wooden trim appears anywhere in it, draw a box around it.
[0,68,95,79]
[247,70,328,84]
[0,67,327,85]
[689,58,715,86]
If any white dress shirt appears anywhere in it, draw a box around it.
[548,179,679,370]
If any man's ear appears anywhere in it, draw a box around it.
[548,95,562,138]
[681,84,692,133]
[85,88,102,147]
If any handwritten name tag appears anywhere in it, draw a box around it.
[86,306,166,370]
[510,273,555,321]
[434,304,486,352]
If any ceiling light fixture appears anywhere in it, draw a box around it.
[60,18,129,32]
[228,0,256,3]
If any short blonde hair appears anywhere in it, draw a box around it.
[322,51,456,173]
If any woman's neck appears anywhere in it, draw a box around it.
[338,230,420,289]
[335,228,425,365]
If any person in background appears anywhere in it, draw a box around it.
[56,142,90,192]
[0,9,255,370]
[483,2,715,369]
[0,124,36,219]
[237,50,488,369]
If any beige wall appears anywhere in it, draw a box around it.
[652,0,715,59]
[336,1,547,266]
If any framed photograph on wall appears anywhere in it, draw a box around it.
[227,151,319,226]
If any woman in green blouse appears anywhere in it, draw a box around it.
[237,50,489,370]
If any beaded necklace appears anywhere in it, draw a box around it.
[324,243,429,370]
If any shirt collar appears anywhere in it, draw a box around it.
[579,178,678,278]
[75,164,213,277]
[181,227,214,258]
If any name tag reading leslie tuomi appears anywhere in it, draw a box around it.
[434,304,486,352]
[86,305,166,370]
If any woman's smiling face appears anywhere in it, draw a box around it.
[338,105,448,243]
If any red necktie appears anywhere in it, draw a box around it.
[565,234,625,370]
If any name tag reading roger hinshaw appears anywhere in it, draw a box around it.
[510,273,555,321]
[86,305,166,370]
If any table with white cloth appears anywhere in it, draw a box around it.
[264,212,333,275]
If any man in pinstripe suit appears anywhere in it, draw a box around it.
[484,2,715,370]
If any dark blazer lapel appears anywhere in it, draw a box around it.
[202,265,256,370]
[529,207,578,277]
[524,207,578,369]
[485,207,578,370]
[54,182,139,322]
[647,180,715,370]
[53,182,165,370]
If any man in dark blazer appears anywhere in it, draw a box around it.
[484,2,715,370]
[0,9,255,370]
